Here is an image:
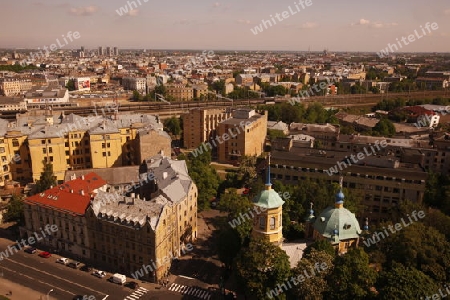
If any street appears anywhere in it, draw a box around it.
[0,237,186,300]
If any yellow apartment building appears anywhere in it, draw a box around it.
[0,112,170,183]
[182,108,232,149]
[216,108,268,163]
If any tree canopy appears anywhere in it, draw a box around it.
[35,160,57,193]
[234,236,291,299]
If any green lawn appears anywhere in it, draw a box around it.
[0,296,10,300]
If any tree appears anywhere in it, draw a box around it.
[267,130,286,141]
[211,80,225,96]
[181,151,220,211]
[234,236,291,299]
[236,155,257,186]
[3,194,24,224]
[326,248,377,300]
[65,79,76,91]
[216,227,241,269]
[372,118,396,137]
[132,90,142,101]
[384,222,450,282]
[376,264,439,300]
[35,160,57,193]
[289,249,334,300]
[303,240,336,258]
[163,117,182,136]
[217,189,253,242]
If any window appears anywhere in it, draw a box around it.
[12,139,19,147]
[49,147,53,154]
[259,217,265,230]
[270,217,275,230]
[42,148,46,154]
[102,152,106,157]
[0,148,4,154]
[41,140,46,144]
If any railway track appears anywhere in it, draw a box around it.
[0,90,448,120]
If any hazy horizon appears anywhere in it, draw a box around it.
[1,0,449,53]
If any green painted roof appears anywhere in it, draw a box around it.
[253,188,285,209]
[313,206,361,244]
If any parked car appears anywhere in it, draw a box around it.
[109,273,126,285]
[24,247,37,254]
[56,257,69,265]
[124,281,139,289]
[67,261,81,269]
[92,270,106,278]
[80,265,92,272]
[38,251,51,258]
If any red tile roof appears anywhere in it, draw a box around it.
[25,172,107,215]
[402,106,435,116]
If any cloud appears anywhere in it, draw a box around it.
[351,18,398,28]
[126,9,139,17]
[68,5,99,16]
[445,9,450,15]
[352,18,370,26]
[213,2,221,7]
[237,19,251,24]
[299,22,318,29]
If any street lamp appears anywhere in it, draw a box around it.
[46,289,54,300]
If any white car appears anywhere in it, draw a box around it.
[92,270,106,278]
[56,257,69,265]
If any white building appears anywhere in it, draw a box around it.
[122,77,146,93]
[24,87,69,104]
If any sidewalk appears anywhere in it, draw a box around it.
[0,278,55,300]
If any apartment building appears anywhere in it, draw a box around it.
[165,84,194,101]
[122,77,147,93]
[0,97,27,112]
[22,172,108,260]
[87,156,197,282]
[0,78,32,96]
[269,147,427,225]
[22,157,197,283]
[182,108,232,149]
[216,109,268,163]
[192,84,208,100]
[289,123,340,148]
[0,112,170,183]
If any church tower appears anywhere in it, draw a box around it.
[252,155,285,246]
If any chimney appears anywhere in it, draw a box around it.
[131,192,135,198]
[163,172,168,179]
[81,175,85,180]
[70,189,74,193]
[81,190,85,196]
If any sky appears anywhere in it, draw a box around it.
[0,0,449,52]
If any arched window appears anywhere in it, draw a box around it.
[270,217,275,230]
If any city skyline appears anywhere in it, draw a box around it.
[0,0,449,52]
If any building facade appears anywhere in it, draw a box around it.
[0,113,170,183]
[216,109,268,163]
[0,79,32,96]
[182,108,232,149]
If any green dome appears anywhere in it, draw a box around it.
[313,206,361,244]
[253,189,285,209]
